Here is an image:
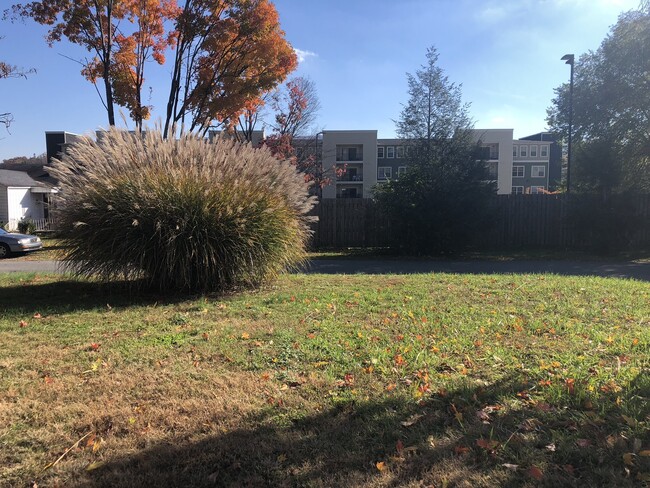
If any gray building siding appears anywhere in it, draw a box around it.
[0,185,8,223]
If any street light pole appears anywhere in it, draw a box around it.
[561,54,574,194]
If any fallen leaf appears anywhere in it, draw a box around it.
[19,320,28,328]
[202,333,209,341]
[86,461,105,471]
[623,453,636,466]
[90,343,100,351]
[639,450,650,457]
[385,383,397,391]
[527,466,544,480]
[85,434,96,447]
[376,461,386,471]
[545,443,556,452]
[576,439,592,448]
[241,332,250,340]
[476,409,491,422]
[401,413,424,427]
[33,313,42,319]
[476,438,499,450]
[565,378,575,395]
[92,438,103,453]
[622,415,637,427]
[454,445,471,455]
[502,463,519,471]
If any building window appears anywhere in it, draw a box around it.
[540,145,548,157]
[530,145,538,157]
[531,186,546,194]
[377,146,384,158]
[378,167,392,180]
[396,146,404,158]
[512,186,524,195]
[532,165,546,178]
[398,166,407,177]
[479,143,499,160]
[513,145,518,157]
[520,145,528,157]
[487,162,498,178]
[512,165,525,178]
[336,145,363,161]
[386,146,395,158]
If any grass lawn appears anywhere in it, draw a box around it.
[0,272,648,487]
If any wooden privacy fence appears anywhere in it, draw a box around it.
[310,195,650,250]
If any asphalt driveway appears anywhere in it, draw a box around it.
[1,258,650,281]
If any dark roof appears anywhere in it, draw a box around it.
[0,169,48,188]
[519,132,557,142]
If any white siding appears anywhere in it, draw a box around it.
[471,129,514,195]
[7,187,43,223]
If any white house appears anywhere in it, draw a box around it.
[0,170,56,231]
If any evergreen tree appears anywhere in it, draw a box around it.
[375,47,495,255]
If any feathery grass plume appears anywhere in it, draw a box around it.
[49,128,316,293]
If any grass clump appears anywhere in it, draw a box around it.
[49,128,315,292]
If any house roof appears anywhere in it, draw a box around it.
[0,169,49,188]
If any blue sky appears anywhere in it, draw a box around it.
[0,0,640,161]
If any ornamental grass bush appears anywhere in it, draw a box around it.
[49,128,316,293]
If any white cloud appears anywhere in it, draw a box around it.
[476,5,511,23]
[294,48,317,63]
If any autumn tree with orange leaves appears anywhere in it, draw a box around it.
[163,0,297,138]
[9,0,131,126]
[9,0,297,135]
[107,0,180,129]
[260,76,341,195]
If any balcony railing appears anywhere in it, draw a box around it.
[337,175,364,182]
[336,155,364,162]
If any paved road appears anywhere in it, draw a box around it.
[0,260,63,274]
[2,258,650,281]
[302,259,650,281]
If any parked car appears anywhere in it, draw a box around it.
[0,228,43,258]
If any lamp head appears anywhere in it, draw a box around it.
[561,54,575,65]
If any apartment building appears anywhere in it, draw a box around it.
[513,132,562,193]
[321,128,516,198]
[321,130,378,199]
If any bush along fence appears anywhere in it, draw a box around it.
[4,217,57,233]
[310,194,650,252]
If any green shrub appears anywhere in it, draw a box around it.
[49,128,316,293]
[17,218,36,235]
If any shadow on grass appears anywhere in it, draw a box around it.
[72,372,647,488]
[302,258,650,282]
[0,279,193,315]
